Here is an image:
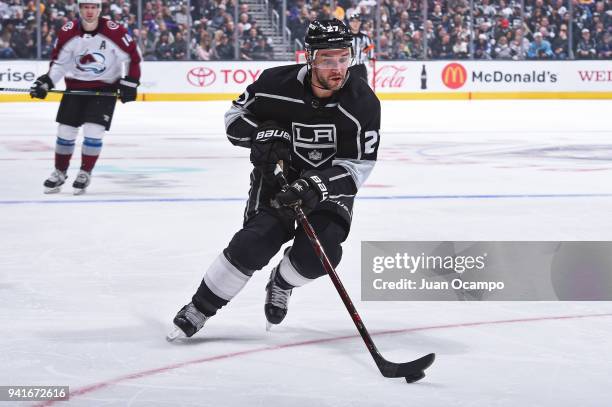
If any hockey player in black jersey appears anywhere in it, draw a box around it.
[168,18,381,340]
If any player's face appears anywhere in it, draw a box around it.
[311,48,351,91]
[79,4,101,24]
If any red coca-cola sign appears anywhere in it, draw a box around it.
[187,67,217,87]
[373,65,407,89]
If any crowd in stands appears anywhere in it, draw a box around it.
[283,0,611,60]
[0,0,275,60]
[1,0,610,60]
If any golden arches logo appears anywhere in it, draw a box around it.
[441,63,467,89]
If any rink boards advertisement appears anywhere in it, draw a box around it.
[1,60,610,101]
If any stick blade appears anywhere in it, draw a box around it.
[374,352,435,382]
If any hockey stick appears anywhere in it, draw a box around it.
[274,165,435,383]
[0,87,118,97]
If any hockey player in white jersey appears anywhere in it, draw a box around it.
[30,0,141,194]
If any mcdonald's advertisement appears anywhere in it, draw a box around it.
[373,60,612,95]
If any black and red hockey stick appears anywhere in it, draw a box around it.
[274,165,435,383]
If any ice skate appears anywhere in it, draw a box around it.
[265,264,292,330]
[72,169,91,195]
[167,302,210,341]
[43,169,67,194]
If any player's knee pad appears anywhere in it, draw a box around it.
[57,124,79,140]
[82,122,105,156]
[290,214,345,280]
[82,122,106,140]
[55,124,79,155]
[225,214,290,273]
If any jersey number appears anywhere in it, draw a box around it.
[364,130,378,154]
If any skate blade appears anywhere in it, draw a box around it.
[44,187,62,194]
[266,321,273,331]
[166,327,186,342]
[73,188,87,196]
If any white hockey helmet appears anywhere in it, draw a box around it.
[78,0,102,6]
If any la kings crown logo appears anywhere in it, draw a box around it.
[292,122,336,167]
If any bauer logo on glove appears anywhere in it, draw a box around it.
[255,129,291,142]
[307,175,329,201]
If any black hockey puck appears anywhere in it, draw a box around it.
[404,371,425,383]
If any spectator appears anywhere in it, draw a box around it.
[452,35,469,59]
[251,35,273,60]
[377,34,392,60]
[410,30,425,59]
[0,28,16,59]
[509,28,529,60]
[195,31,213,60]
[493,35,514,59]
[527,32,553,59]
[41,33,54,59]
[238,12,252,34]
[171,30,187,60]
[552,25,569,59]
[239,37,253,60]
[10,26,35,58]
[140,26,157,60]
[155,32,173,60]
[597,32,611,59]
[215,33,234,59]
[575,28,597,59]
[474,33,492,59]
[433,32,454,59]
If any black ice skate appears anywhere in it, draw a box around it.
[72,170,91,195]
[43,169,67,194]
[166,302,210,341]
[265,264,292,330]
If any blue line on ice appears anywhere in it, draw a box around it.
[2,193,612,205]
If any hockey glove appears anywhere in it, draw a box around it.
[275,174,328,215]
[30,74,54,99]
[119,76,139,103]
[250,121,291,183]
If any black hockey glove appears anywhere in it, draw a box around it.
[275,173,328,215]
[29,74,54,99]
[250,121,291,183]
[119,76,139,103]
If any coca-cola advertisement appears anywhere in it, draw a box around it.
[372,64,409,91]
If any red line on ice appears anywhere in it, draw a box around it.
[34,312,612,406]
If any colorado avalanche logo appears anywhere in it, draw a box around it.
[62,21,74,32]
[75,52,107,75]
[106,20,119,30]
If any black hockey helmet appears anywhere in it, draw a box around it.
[304,18,353,52]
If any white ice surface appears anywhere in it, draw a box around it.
[1,100,612,406]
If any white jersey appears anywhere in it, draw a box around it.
[48,18,141,89]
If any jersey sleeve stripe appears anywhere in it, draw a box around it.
[332,158,375,189]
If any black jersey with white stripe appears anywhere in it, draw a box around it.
[224,63,380,227]
[351,31,374,66]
